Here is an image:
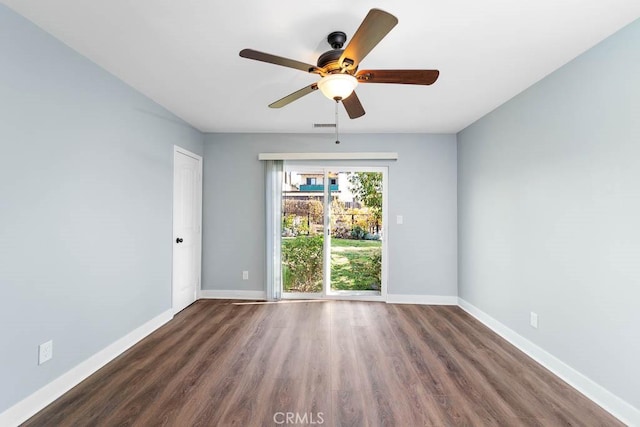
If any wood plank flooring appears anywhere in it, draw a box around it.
[23,300,622,426]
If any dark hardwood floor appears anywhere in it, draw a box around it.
[23,300,622,426]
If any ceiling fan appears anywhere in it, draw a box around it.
[239,8,440,119]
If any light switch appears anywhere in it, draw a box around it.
[396,215,403,225]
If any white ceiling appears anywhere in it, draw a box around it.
[3,1,639,133]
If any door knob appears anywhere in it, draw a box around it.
[176,237,184,243]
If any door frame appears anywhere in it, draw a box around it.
[172,145,203,313]
[281,165,388,302]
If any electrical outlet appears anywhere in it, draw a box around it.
[242,271,249,280]
[396,215,403,225]
[39,340,53,365]
[530,312,539,329]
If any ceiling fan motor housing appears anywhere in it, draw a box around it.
[318,31,354,73]
[317,49,343,72]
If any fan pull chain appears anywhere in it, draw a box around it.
[335,100,340,144]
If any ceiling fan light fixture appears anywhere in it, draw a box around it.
[317,74,358,101]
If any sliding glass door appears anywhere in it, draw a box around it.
[281,168,325,297]
[328,171,383,295]
[281,165,387,300]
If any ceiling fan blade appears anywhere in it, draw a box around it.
[240,49,323,74]
[356,69,440,85]
[342,91,366,119]
[339,9,398,71]
[269,84,319,108]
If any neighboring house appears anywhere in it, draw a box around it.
[283,172,340,201]
[283,172,361,208]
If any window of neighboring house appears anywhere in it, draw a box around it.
[330,178,337,185]
[306,178,317,185]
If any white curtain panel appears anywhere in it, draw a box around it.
[265,160,283,301]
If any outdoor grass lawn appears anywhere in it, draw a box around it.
[331,238,381,291]
[282,237,382,292]
[330,238,381,248]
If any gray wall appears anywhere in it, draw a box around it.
[0,5,203,413]
[458,19,640,408]
[202,133,457,297]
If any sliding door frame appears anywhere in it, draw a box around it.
[281,164,388,302]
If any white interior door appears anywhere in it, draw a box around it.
[172,147,202,313]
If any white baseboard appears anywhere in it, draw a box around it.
[457,298,639,426]
[0,309,173,427]
[386,294,458,305]
[199,289,267,300]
